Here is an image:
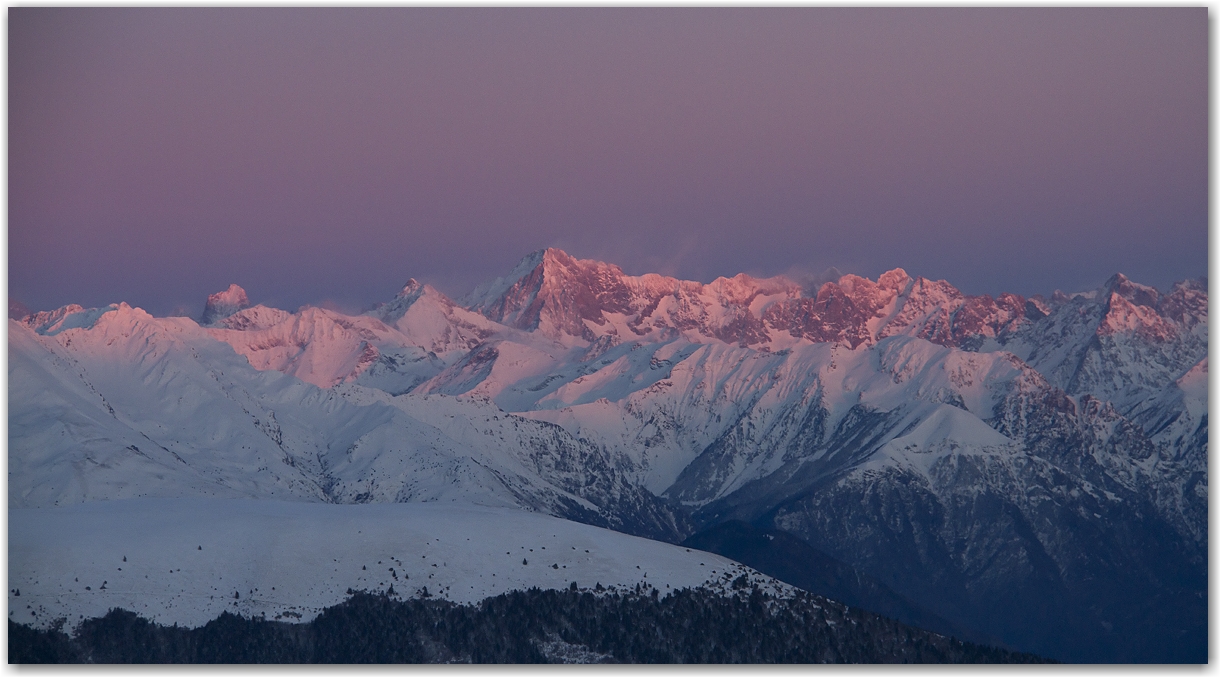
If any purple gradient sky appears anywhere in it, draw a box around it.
[9,8,1207,317]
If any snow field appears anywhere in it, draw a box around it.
[10,498,789,630]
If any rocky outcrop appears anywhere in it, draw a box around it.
[199,284,251,326]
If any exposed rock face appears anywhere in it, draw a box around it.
[1003,273,1208,411]
[467,251,1040,351]
[199,284,251,326]
[474,249,639,338]
[466,248,810,345]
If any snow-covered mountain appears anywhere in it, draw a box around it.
[1002,274,1207,411]
[9,305,682,540]
[460,248,1034,350]
[9,249,1206,662]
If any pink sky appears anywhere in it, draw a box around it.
[9,8,1207,317]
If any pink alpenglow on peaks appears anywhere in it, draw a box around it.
[457,249,1048,352]
[200,284,252,327]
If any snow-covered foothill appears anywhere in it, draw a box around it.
[9,499,789,630]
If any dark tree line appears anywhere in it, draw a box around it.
[10,586,1051,664]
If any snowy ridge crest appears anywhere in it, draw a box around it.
[460,250,1056,351]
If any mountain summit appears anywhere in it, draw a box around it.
[199,284,251,326]
[465,248,851,345]
[464,249,1045,350]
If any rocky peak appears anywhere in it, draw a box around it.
[832,273,903,317]
[1025,296,1051,318]
[1156,277,1207,328]
[1103,273,1160,308]
[703,273,793,307]
[200,284,251,327]
[468,248,640,340]
[398,279,424,298]
[1097,292,1174,341]
[466,253,1203,360]
[372,279,461,326]
[470,249,813,344]
[22,304,86,334]
[877,268,913,292]
[1088,273,1207,340]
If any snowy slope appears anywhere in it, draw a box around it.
[203,280,557,396]
[1123,357,1209,543]
[368,279,501,355]
[10,498,786,630]
[515,336,1034,503]
[1000,275,1207,411]
[206,306,435,390]
[9,305,687,540]
[9,310,329,506]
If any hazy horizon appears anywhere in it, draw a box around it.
[10,8,1207,317]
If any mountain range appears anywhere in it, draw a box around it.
[9,248,1207,662]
